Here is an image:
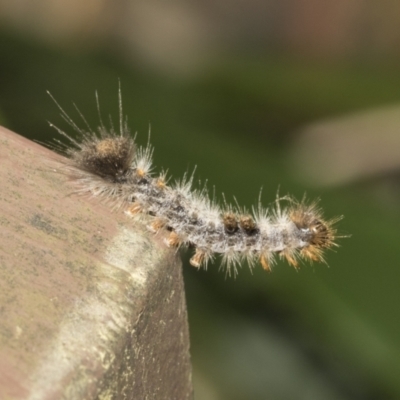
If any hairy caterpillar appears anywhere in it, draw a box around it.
[49,90,341,276]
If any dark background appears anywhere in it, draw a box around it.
[2,1,400,399]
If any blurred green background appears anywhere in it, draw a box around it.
[2,1,400,399]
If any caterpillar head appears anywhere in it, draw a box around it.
[71,135,135,183]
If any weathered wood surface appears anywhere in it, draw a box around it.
[0,126,193,400]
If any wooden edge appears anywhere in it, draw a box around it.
[0,126,193,400]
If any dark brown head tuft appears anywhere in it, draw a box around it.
[71,136,135,182]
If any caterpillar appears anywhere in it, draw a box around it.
[49,90,342,276]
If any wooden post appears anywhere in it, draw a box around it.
[0,126,193,399]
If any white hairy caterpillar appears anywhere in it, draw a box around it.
[49,90,341,276]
